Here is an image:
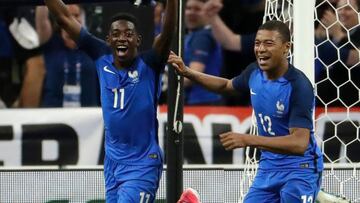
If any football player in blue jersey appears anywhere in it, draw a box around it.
[168,20,323,203]
[44,0,177,202]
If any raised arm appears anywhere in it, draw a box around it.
[35,6,53,44]
[204,0,240,51]
[209,16,241,51]
[153,0,178,57]
[168,51,236,94]
[44,0,81,41]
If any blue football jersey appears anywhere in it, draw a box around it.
[77,28,164,166]
[233,62,323,171]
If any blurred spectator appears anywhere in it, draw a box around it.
[204,0,264,105]
[315,0,360,106]
[154,0,165,36]
[184,0,223,105]
[0,7,45,108]
[36,5,100,107]
[314,0,338,82]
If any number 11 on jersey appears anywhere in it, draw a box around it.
[112,88,125,109]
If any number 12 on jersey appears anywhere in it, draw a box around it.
[258,113,275,135]
[112,88,125,109]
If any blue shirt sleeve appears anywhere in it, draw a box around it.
[77,27,110,60]
[140,49,167,73]
[189,30,215,64]
[289,74,314,129]
[232,62,257,92]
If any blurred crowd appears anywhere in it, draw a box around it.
[315,0,360,107]
[0,0,359,108]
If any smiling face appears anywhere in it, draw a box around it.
[254,29,290,77]
[107,20,141,67]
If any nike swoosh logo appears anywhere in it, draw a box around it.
[250,89,256,95]
[103,66,116,75]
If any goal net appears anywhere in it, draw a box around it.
[240,0,360,202]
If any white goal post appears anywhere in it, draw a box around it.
[293,0,315,84]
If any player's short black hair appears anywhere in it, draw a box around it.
[107,13,139,33]
[258,20,291,43]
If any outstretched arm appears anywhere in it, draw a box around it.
[153,0,178,57]
[168,51,236,95]
[183,61,205,87]
[44,0,81,41]
[35,6,53,44]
